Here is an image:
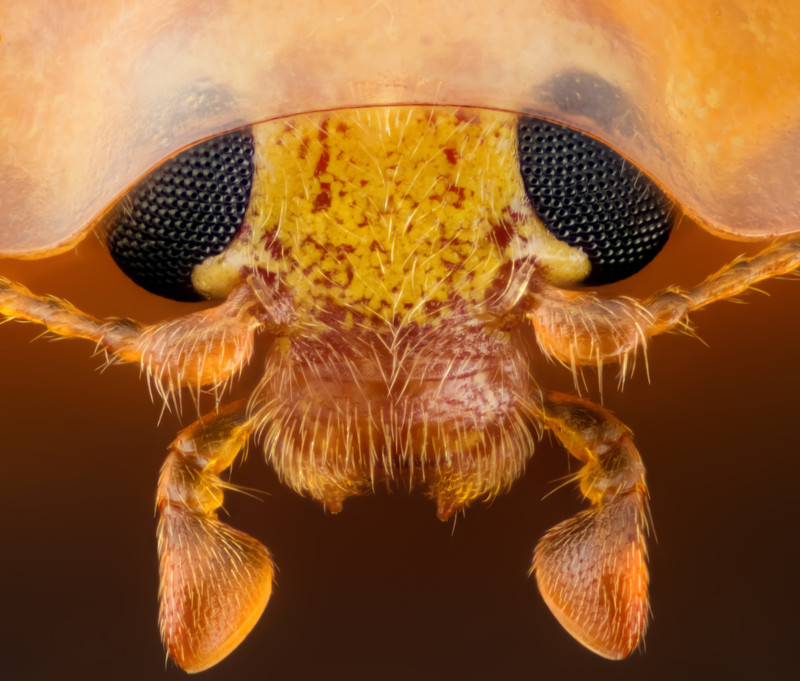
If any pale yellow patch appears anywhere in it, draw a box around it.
[193,107,589,321]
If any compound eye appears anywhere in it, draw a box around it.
[517,118,674,285]
[106,129,255,301]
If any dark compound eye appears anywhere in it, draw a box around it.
[106,129,255,301]
[517,117,674,285]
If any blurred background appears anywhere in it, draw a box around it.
[1,214,798,680]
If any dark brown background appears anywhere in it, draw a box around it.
[1,217,798,680]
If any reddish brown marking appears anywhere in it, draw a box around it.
[314,150,329,176]
[492,217,515,249]
[262,232,285,260]
[446,183,466,208]
[313,182,332,211]
[454,108,479,124]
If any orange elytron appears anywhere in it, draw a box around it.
[1,0,799,674]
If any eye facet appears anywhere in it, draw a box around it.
[106,130,255,301]
[517,118,674,285]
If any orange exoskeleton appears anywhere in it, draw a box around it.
[2,0,800,674]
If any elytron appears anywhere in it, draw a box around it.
[3,105,799,672]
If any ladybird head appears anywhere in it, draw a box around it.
[102,107,675,306]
